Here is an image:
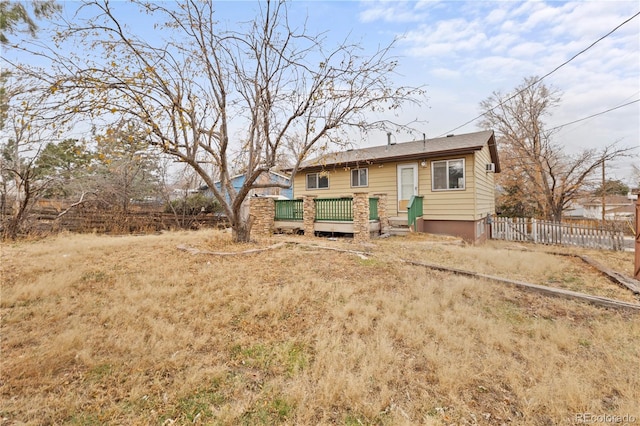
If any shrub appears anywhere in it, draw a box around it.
[165,194,222,216]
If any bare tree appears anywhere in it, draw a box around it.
[8,0,423,242]
[91,119,162,213]
[479,76,633,222]
[0,74,57,238]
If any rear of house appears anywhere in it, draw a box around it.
[291,130,500,243]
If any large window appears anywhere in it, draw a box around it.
[306,172,329,190]
[432,159,465,190]
[350,168,368,187]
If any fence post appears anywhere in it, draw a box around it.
[532,218,537,243]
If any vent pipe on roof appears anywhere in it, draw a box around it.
[423,133,426,149]
[387,132,392,146]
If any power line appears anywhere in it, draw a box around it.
[437,10,640,137]
[548,99,639,132]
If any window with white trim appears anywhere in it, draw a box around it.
[432,159,465,190]
[306,172,329,190]
[350,168,368,187]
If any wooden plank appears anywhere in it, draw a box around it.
[490,245,640,296]
[402,259,640,312]
[576,255,640,295]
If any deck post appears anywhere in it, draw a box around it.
[353,192,370,243]
[303,196,316,237]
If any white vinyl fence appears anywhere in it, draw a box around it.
[490,217,624,251]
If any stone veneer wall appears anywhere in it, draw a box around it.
[303,196,316,236]
[249,197,275,238]
[352,192,370,243]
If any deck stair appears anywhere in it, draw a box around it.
[388,217,411,236]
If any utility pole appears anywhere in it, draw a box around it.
[601,160,606,222]
[635,198,639,280]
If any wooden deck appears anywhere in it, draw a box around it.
[274,219,381,235]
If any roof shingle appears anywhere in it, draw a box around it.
[299,130,498,171]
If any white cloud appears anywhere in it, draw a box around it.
[430,67,461,79]
[507,41,547,58]
[357,0,639,175]
[486,8,508,25]
[358,0,443,24]
[403,19,489,56]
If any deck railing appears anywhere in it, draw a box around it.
[315,198,353,221]
[274,197,380,222]
[369,197,379,220]
[407,195,423,230]
[274,199,303,221]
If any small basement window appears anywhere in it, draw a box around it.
[351,168,368,187]
[306,172,329,190]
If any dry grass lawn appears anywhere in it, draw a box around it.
[1,230,639,425]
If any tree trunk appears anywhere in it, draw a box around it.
[230,201,254,243]
[551,200,564,223]
[5,194,29,240]
[232,220,252,243]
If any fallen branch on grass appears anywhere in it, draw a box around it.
[177,242,286,256]
[288,242,370,259]
[176,240,370,259]
[402,259,640,312]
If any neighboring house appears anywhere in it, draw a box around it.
[563,201,585,218]
[291,130,500,243]
[200,170,292,210]
[579,195,636,220]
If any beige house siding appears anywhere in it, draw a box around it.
[473,145,497,220]
[293,152,496,221]
[421,153,477,221]
[293,164,398,201]
[293,168,347,198]
[289,130,498,243]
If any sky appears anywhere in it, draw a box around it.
[298,0,640,183]
[9,0,640,184]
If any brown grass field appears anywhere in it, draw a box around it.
[1,230,639,425]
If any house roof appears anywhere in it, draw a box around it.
[607,204,635,214]
[224,170,291,183]
[296,130,500,172]
[200,170,291,191]
[582,195,635,206]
